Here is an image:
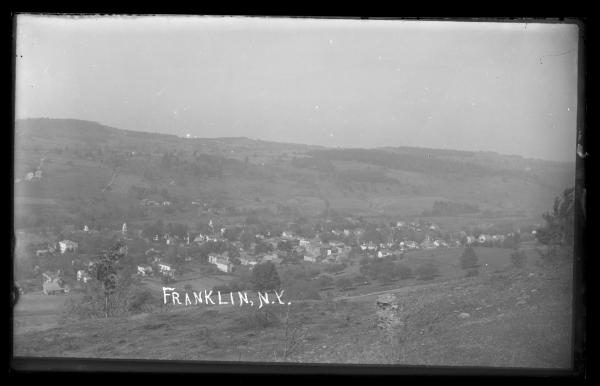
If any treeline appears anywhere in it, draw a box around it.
[308,148,491,179]
[422,200,480,216]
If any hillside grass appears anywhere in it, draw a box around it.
[13,257,573,368]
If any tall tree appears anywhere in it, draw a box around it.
[88,242,127,318]
[536,187,575,247]
[251,262,281,292]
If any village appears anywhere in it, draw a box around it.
[18,211,536,300]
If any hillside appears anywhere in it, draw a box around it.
[13,257,572,368]
[14,118,574,232]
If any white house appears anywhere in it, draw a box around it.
[158,263,175,277]
[298,238,311,248]
[240,257,258,267]
[208,254,233,273]
[77,270,92,283]
[58,240,78,254]
[137,265,153,277]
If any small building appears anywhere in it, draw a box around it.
[137,265,153,277]
[208,254,233,273]
[157,263,175,278]
[42,271,69,295]
[58,240,78,254]
[77,269,92,283]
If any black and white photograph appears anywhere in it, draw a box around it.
[12,15,581,370]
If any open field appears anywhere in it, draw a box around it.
[13,257,573,368]
[13,293,82,334]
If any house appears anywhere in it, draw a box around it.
[77,270,92,283]
[465,236,476,244]
[208,254,234,273]
[281,231,294,239]
[240,256,258,267]
[433,239,448,248]
[137,265,153,277]
[157,263,175,278]
[42,271,69,295]
[58,240,78,254]
[478,234,491,244]
[405,241,419,250]
[298,238,311,248]
[377,250,392,258]
[25,172,34,181]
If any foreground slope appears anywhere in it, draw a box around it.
[13,258,572,368]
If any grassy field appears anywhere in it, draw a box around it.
[13,255,573,368]
[13,293,82,334]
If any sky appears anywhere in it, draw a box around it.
[15,15,579,162]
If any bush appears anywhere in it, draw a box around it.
[460,246,479,270]
[415,262,439,281]
[127,288,158,313]
[510,249,527,268]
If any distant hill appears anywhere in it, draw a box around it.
[13,118,575,230]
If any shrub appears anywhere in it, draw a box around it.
[127,288,158,313]
[415,262,439,281]
[460,246,479,270]
[510,249,527,268]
